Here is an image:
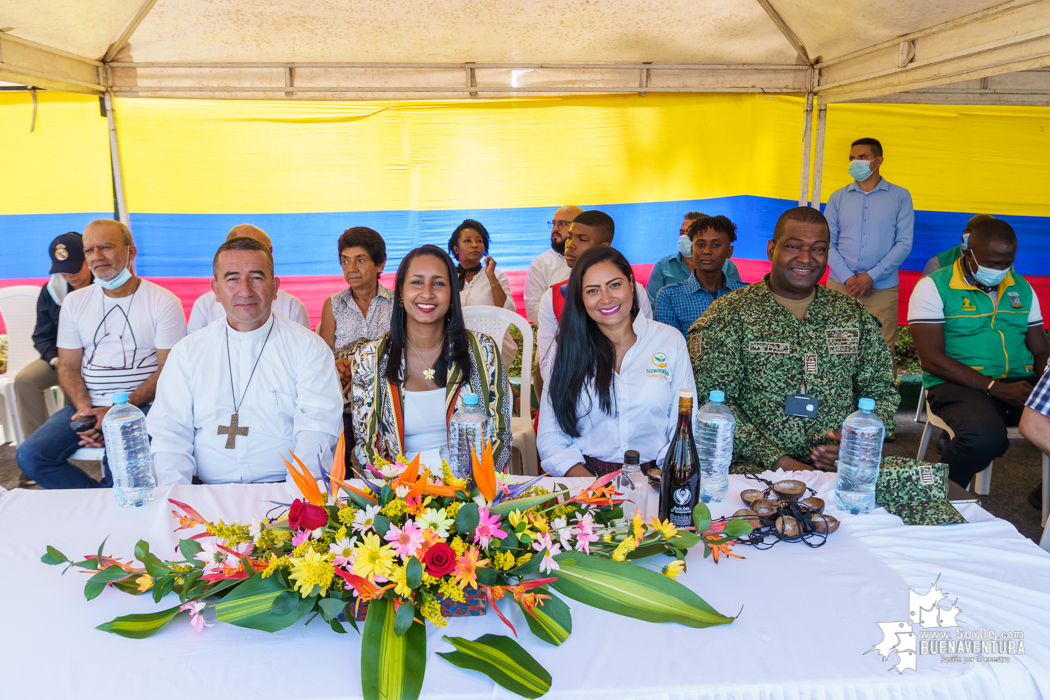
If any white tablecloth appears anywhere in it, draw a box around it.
[2,471,1049,700]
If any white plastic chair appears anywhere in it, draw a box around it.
[917,399,1050,525]
[0,286,48,446]
[463,306,537,476]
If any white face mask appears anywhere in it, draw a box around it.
[678,234,693,258]
[967,250,1009,287]
[93,250,133,291]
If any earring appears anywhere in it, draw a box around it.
[398,298,404,307]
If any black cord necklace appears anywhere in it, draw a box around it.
[218,318,275,449]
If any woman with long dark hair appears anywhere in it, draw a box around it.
[537,246,696,477]
[349,245,512,473]
[447,219,518,368]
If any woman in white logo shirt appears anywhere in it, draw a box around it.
[537,247,696,477]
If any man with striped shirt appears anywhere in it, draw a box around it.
[16,219,186,489]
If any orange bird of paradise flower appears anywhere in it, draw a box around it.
[471,439,497,502]
[284,452,325,507]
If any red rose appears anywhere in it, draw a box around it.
[422,542,457,577]
[288,499,329,531]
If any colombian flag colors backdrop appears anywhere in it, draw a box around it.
[2,90,1048,327]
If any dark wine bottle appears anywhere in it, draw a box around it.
[659,389,700,528]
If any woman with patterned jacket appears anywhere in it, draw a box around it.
[349,245,511,473]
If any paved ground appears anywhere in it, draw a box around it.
[1,409,1044,543]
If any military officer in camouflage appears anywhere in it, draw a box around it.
[689,207,898,473]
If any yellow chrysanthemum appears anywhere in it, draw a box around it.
[389,565,413,598]
[352,532,396,582]
[662,560,685,581]
[631,510,645,542]
[288,549,335,597]
[611,537,638,562]
[650,518,678,540]
[529,513,549,533]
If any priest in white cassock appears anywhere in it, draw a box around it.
[186,224,310,333]
[149,237,343,484]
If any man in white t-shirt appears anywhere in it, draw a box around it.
[186,224,310,333]
[523,205,581,322]
[16,219,186,489]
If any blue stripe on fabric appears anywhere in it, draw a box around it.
[3,199,1049,279]
[0,213,112,278]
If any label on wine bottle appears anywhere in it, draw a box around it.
[668,474,698,528]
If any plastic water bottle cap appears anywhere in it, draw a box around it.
[462,393,479,406]
[858,397,875,411]
[112,392,130,404]
[709,390,725,403]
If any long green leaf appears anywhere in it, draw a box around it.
[85,565,133,601]
[214,574,313,632]
[550,552,734,628]
[361,598,426,700]
[489,489,567,517]
[96,605,184,639]
[517,590,572,646]
[437,634,551,699]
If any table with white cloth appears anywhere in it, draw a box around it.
[2,471,1049,700]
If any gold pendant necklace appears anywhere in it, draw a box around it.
[410,344,438,381]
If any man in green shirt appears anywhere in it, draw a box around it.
[921,213,994,277]
[689,207,898,473]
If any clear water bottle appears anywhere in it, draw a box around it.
[102,392,156,507]
[695,390,734,503]
[614,450,649,524]
[449,392,488,480]
[834,398,885,515]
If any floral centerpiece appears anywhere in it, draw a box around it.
[43,436,751,700]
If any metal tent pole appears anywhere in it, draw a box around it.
[103,89,129,226]
[811,102,827,209]
[798,92,813,206]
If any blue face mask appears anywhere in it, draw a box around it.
[967,251,1009,287]
[848,159,874,181]
[961,233,970,250]
[678,234,693,258]
[93,252,133,291]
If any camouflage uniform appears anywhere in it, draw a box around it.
[688,276,898,472]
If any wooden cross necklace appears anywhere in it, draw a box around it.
[218,319,275,449]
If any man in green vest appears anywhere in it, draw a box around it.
[909,218,1050,489]
[921,213,994,277]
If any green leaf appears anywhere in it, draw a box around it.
[134,540,172,578]
[270,590,300,615]
[214,574,313,632]
[319,597,346,623]
[493,529,519,552]
[455,503,479,535]
[405,557,422,589]
[373,514,391,538]
[346,489,376,510]
[489,489,568,517]
[394,600,415,637]
[85,565,133,601]
[438,634,551,699]
[721,518,754,539]
[550,552,734,629]
[508,548,544,577]
[96,536,109,563]
[96,605,184,639]
[380,484,394,505]
[669,530,701,550]
[41,546,69,566]
[179,539,204,562]
[517,590,572,646]
[179,569,203,602]
[330,618,347,634]
[151,574,176,603]
[692,502,712,534]
[361,598,426,700]
[518,532,533,544]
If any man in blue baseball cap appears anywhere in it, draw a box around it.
[13,233,93,486]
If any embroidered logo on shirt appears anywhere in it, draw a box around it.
[688,332,702,358]
[749,341,790,354]
[1007,291,1023,309]
[652,352,668,368]
[961,298,977,312]
[825,328,860,354]
[804,353,818,374]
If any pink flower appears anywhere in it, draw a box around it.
[473,508,508,549]
[573,513,600,554]
[194,539,237,575]
[179,599,212,633]
[384,520,425,559]
[291,529,311,547]
[532,532,562,573]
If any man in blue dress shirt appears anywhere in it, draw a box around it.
[824,137,914,366]
[646,211,742,307]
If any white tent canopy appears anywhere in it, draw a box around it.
[2,0,1050,103]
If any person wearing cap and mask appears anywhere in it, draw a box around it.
[824,138,914,365]
[921,214,995,277]
[186,224,309,333]
[909,218,1050,490]
[12,233,94,486]
[15,219,186,489]
[645,211,742,307]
